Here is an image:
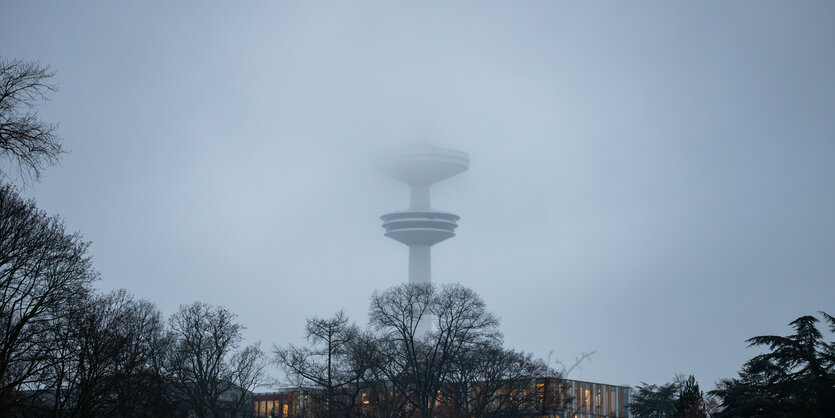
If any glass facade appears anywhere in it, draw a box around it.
[252,391,304,418]
[252,379,630,417]
[562,379,630,418]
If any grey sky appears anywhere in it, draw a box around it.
[2,1,834,388]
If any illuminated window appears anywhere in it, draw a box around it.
[362,393,369,405]
[283,404,289,415]
[584,388,590,411]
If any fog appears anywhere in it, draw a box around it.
[2,1,834,388]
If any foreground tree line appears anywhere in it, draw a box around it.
[630,311,835,418]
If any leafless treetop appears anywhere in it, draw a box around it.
[0,58,63,183]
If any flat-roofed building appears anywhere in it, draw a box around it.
[253,378,630,417]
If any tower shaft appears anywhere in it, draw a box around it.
[410,184,431,209]
[408,245,431,284]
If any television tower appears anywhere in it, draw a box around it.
[379,146,469,285]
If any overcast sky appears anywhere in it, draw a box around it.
[3,1,834,389]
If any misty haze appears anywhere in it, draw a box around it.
[1,2,833,417]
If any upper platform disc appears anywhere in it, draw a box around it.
[377,146,469,185]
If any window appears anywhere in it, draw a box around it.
[584,386,591,411]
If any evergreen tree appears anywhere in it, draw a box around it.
[630,378,681,418]
[711,312,835,417]
[674,375,705,418]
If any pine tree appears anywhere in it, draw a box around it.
[673,375,705,418]
[711,312,835,417]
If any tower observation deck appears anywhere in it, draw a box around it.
[379,146,469,284]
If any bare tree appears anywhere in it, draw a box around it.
[548,350,596,378]
[0,184,96,410]
[441,344,565,417]
[228,342,268,416]
[0,58,63,182]
[369,283,501,418]
[274,310,369,418]
[346,329,403,417]
[167,301,266,418]
[45,289,174,417]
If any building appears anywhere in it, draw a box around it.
[251,389,311,418]
[563,379,631,418]
[252,378,630,417]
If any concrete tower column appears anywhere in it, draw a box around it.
[410,184,431,210]
[408,245,431,284]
